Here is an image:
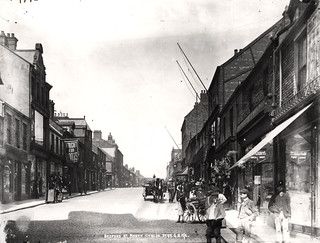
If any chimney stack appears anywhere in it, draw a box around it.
[200,90,207,102]
[0,31,7,47]
[7,33,18,51]
[93,130,102,140]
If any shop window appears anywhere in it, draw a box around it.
[285,129,311,226]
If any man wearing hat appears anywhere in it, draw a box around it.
[268,185,291,243]
[236,188,258,243]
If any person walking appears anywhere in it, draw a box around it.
[205,188,227,243]
[176,183,186,223]
[236,188,258,243]
[268,185,291,243]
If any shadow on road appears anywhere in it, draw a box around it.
[3,211,206,242]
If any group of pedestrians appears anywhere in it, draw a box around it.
[206,185,291,243]
[172,179,292,243]
[47,172,64,203]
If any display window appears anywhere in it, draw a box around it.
[285,128,312,227]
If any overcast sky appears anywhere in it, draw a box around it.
[0,0,289,178]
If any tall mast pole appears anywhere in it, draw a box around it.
[164,126,180,150]
[176,60,200,102]
[177,42,207,92]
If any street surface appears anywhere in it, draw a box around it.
[1,188,208,242]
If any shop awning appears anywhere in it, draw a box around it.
[178,167,189,175]
[229,103,312,170]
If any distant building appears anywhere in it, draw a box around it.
[93,130,123,187]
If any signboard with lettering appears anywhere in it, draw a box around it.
[65,140,79,163]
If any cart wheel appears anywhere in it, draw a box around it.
[184,203,197,223]
[197,207,207,223]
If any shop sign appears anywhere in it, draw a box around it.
[65,140,79,163]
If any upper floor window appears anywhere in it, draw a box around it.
[296,32,307,93]
[248,85,254,112]
[51,133,54,152]
[15,118,20,148]
[6,113,12,145]
[229,107,234,136]
[22,123,27,150]
[263,67,269,96]
[56,137,59,154]
[222,117,226,141]
[0,118,3,146]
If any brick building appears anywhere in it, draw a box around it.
[0,32,51,201]
[92,131,123,187]
[181,90,208,169]
[221,0,320,236]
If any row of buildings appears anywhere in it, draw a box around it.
[0,32,143,204]
[168,0,320,237]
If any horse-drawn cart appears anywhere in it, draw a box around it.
[183,197,207,223]
[142,178,164,203]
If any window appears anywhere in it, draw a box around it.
[222,117,226,140]
[60,140,64,155]
[211,121,216,146]
[248,86,254,112]
[51,134,54,151]
[15,118,20,148]
[36,83,40,102]
[22,123,27,150]
[263,67,269,96]
[34,111,44,146]
[0,118,3,146]
[56,137,59,154]
[6,113,12,145]
[230,107,234,136]
[297,33,307,92]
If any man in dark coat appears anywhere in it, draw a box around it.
[268,185,291,243]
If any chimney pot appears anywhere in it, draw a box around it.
[0,31,5,36]
[234,49,238,55]
[7,32,18,50]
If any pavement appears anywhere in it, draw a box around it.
[0,189,108,214]
[223,209,320,243]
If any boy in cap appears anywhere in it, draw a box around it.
[235,188,258,243]
[268,185,291,243]
[205,188,227,243]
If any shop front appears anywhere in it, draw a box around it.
[276,102,320,235]
[0,147,30,203]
